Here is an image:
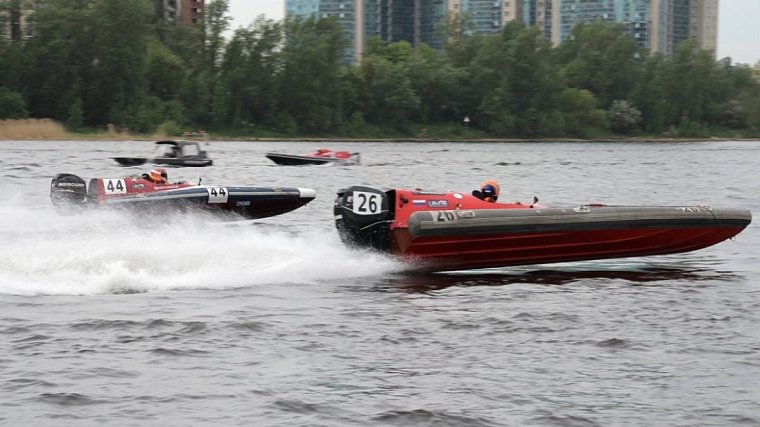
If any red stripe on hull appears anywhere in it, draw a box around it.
[393,226,744,271]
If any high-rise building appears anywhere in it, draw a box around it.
[285,0,719,63]
[453,0,503,34]
[0,0,44,41]
[371,0,447,48]
[548,0,654,48]
[687,0,718,54]
[157,0,204,25]
[276,0,479,62]
[1,0,202,42]
[180,0,204,25]
[286,0,363,62]
[542,0,718,56]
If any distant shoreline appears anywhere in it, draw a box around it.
[1,119,757,143]
[3,136,758,143]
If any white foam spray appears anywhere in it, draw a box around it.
[0,197,401,296]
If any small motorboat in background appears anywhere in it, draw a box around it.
[333,185,752,272]
[50,173,315,220]
[266,148,360,166]
[113,138,213,167]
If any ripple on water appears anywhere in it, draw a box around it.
[38,392,109,407]
[528,413,602,427]
[371,409,499,427]
[6,378,58,391]
[149,347,212,357]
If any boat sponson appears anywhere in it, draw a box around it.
[407,206,752,239]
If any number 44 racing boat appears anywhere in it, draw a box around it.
[334,186,752,272]
[50,173,316,220]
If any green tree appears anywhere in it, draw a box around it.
[204,0,230,68]
[0,87,28,118]
[64,97,83,130]
[630,53,663,132]
[217,17,283,130]
[276,16,346,133]
[145,40,184,101]
[470,22,562,136]
[558,88,608,137]
[22,0,96,122]
[360,44,420,131]
[607,100,642,134]
[555,21,642,108]
[405,43,465,123]
[87,0,152,128]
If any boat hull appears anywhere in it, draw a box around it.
[113,140,213,167]
[266,153,358,166]
[394,207,750,271]
[333,186,752,272]
[153,157,213,167]
[101,186,315,220]
[50,174,315,220]
[113,157,148,166]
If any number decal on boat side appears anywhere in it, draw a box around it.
[352,191,382,215]
[104,179,126,194]
[435,211,456,222]
[207,187,229,204]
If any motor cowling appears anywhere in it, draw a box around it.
[50,173,88,208]
[334,186,392,251]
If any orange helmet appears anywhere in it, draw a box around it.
[150,168,167,183]
[480,179,500,201]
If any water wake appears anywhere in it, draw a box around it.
[0,199,400,296]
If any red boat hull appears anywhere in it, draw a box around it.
[392,225,747,271]
[334,186,752,272]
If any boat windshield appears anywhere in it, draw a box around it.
[182,144,200,156]
[154,144,179,158]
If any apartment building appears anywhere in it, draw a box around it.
[1,0,203,42]
[0,0,43,41]
[285,0,720,63]
[158,0,204,25]
[547,0,718,56]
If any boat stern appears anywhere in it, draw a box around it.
[334,186,393,250]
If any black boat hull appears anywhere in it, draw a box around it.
[266,153,358,166]
[101,186,315,219]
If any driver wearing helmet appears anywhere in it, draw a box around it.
[475,179,500,202]
[144,168,169,184]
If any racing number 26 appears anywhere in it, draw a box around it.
[352,191,382,215]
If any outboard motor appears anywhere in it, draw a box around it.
[334,186,392,251]
[50,173,88,208]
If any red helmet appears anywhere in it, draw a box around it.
[150,168,167,183]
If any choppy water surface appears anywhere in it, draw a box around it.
[1,139,758,426]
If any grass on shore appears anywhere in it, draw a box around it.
[1,118,757,142]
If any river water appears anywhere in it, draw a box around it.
[1,139,758,426]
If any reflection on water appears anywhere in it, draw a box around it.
[387,263,743,293]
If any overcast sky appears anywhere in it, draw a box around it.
[227,0,760,66]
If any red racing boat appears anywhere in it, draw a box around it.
[333,186,752,272]
[50,173,316,220]
[266,148,360,166]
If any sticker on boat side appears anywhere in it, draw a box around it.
[207,187,229,203]
[428,200,449,208]
[104,179,127,195]
[352,191,382,215]
[434,211,457,222]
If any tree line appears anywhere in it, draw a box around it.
[1,0,759,138]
